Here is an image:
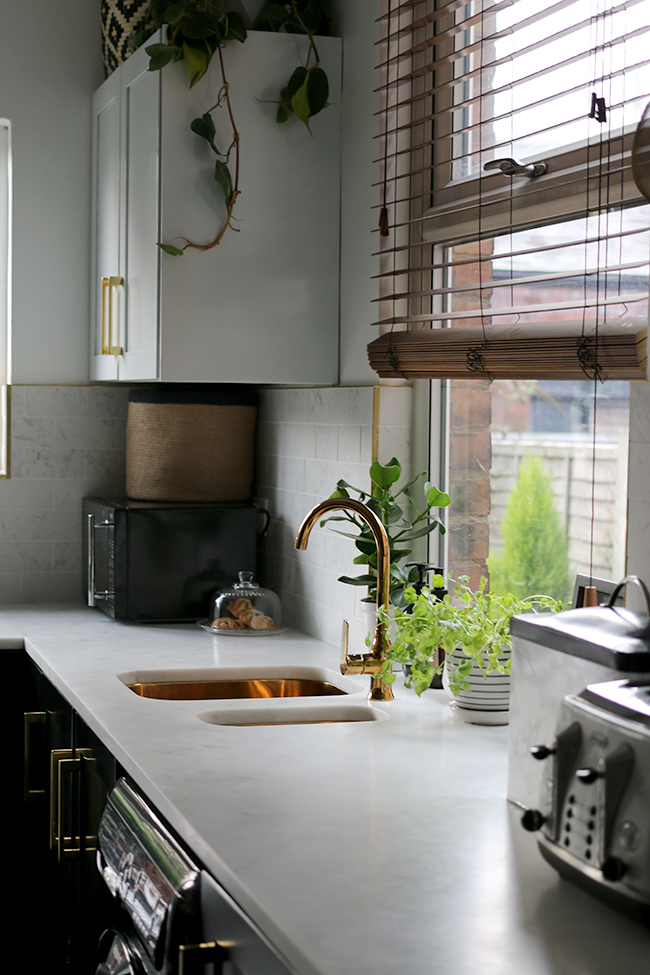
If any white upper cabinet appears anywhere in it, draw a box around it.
[90,30,341,383]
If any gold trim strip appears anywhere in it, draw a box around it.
[372,386,380,463]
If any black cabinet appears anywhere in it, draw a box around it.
[10,652,119,974]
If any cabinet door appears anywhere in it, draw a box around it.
[119,51,161,381]
[90,42,160,383]
[74,714,119,972]
[90,70,121,382]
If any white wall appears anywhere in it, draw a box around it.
[2,0,104,384]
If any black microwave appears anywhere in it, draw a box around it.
[83,497,258,622]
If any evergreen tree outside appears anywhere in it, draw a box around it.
[489,454,571,603]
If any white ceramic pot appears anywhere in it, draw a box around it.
[442,647,510,725]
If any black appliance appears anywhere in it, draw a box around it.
[96,779,294,975]
[83,497,258,622]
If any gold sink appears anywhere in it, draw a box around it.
[117,666,360,701]
[126,677,347,701]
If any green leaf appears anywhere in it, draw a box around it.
[276,100,294,123]
[337,574,377,587]
[157,243,185,256]
[287,66,308,98]
[226,11,247,42]
[425,483,451,508]
[305,66,329,118]
[145,43,179,71]
[181,11,221,39]
[183,41,208,87]
[291,78,312,128]
[214,159,234,204]
[128,26,157,54]
[370,458,402,489]
[162,1,188,24]
[190,113,219,155]
[254,3,290,31]
[396,521,443,543]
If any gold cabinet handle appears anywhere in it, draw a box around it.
[178,941,229,975]
[101,276,124,356]
[50,747,96,861]
[24,711,46,801]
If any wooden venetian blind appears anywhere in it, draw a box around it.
[369,0,650,381]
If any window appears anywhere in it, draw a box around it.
[375,1,650,596]
[0,119,11,477]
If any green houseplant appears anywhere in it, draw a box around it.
[320,457,451,608]
[380,577,563,701]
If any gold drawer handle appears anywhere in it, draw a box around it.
[24,711,46,801]
[101,276,124,356]
[178,941,229,975]
[50,748,96,861]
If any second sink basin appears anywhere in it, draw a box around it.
[118,666,361,701]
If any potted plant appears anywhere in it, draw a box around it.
[380,577,563,724]
[320,457,451,608]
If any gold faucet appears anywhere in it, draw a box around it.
[294,498,394,702]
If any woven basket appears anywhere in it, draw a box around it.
[126,386,257,503]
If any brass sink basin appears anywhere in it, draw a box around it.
[126,677,347,701]
[117,666,360,701]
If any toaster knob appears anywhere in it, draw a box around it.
[575,767,600,784]
[530,745,554,760]
[602,856,627,882]
[521,809,545,832]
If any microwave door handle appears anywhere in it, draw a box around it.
[87,513,112,606]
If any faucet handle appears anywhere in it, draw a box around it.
[340,619,349,674]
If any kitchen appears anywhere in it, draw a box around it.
[4,1,650,973]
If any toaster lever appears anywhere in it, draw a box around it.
[575,766,600,784]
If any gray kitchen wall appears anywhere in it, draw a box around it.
[0,386,128,602]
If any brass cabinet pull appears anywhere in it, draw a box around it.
[178,941,228,975]
[24,711,46,801]
[100,276,124,356]
[50,748,96,861]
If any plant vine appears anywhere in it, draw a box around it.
[128,0,331,256]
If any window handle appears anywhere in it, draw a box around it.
[483,157,547,179]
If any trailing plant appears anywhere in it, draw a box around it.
[321,457,451,608]
[380,577,564,697]
[129,0,331,255]
[254,2,330,130]
[489,454,571,604]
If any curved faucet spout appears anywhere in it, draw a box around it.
[295,498,394,702]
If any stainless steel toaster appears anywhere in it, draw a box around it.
[522,677,650,923]
[508,577,650,810]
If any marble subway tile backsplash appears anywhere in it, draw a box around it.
[255,385,412,648]
[0,386,129,603]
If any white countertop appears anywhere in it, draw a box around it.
[5,604,650,975]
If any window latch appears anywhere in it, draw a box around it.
[483,158,547,179]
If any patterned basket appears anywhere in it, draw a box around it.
[101,0,151,77]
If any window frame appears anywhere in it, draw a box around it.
[0,118,11,478]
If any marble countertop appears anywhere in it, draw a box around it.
[5,604,650,975]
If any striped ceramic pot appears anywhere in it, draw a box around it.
[442,647,511,726]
